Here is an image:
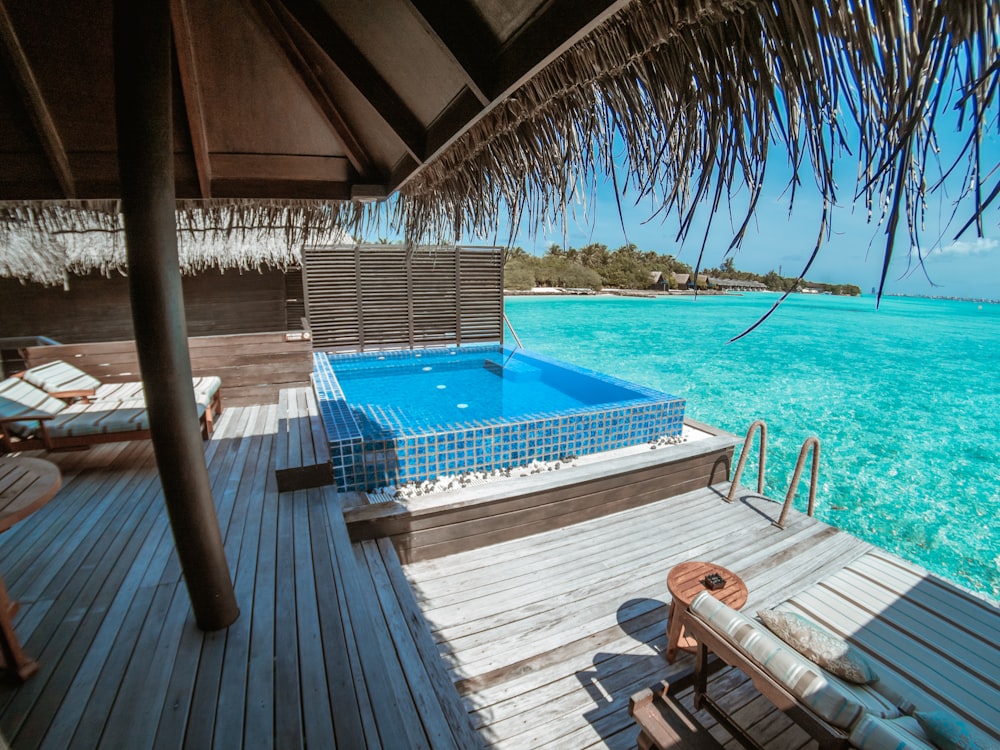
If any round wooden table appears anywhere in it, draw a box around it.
[0,456,62,681]
[0,456,62,532]
[665,560,748,663]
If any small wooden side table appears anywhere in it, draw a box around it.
[665,561,748,663]
[0,457,62,533]
[0,456,62,681]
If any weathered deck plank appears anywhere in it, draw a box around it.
[274,387,333,492]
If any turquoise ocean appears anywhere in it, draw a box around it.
[504,293,1000,602]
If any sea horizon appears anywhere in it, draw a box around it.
[504,292,1000,602]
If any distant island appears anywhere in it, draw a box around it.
[504,243,862,296]
[884,293,999,304]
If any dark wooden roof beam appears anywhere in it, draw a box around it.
[350,183,388,202]
[390,0,630,194]
[0,0,76,199]
[389,153,421,195]
[249,0,376,179]
[421,88,485,177]
[404,0,497,104]
[171,0,213,199]
[277,0,427,163]
[494,0,631,98]
[211,153,352,199]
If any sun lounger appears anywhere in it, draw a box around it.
[0,377,210,452]
[632,591,996,750]
[17,360,222,435]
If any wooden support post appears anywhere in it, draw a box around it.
[114,0,239,630]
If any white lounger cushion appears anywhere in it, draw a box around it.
[21,360,221,410]
[51,399,207,438]
[20,360,101,393]
[1,377,208,441]
[44,399,154,437]
[0,377,69,437]
[12,398,207,439]
[95,376,222,409]
[849,714,935,750]
[689,591,901,730]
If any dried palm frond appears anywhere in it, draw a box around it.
[399,0,998,299]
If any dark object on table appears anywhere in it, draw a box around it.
[703,573,726,590]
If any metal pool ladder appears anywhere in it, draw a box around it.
[726,421,821,529]
[776,436,820,529]
[726,420,768,500]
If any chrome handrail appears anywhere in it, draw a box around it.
[775,436,821,529]
[726,420,767,502]
[503,313,524,349]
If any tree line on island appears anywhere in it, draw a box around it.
[504,243,862,296]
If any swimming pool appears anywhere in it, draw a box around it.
[313,345,685,492]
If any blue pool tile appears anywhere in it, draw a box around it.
[314,345,685,492]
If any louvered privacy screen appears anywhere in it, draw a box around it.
[302,244,503,351]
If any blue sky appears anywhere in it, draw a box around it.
[488,125,1000,300]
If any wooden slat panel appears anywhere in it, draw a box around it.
[303,244,502,351]
[458,247,502,342]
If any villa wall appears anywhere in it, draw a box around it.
[22,332,313,406]
[2,269,311,403]
[0,268,301,343]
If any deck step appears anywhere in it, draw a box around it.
[274,387,333,492]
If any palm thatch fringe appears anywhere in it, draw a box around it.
[398,0,998,293]
[0,200,362,285]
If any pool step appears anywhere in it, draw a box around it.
[482,357,542,382]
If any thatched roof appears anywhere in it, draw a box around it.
[1,0,996,289]
[0,201,359,285]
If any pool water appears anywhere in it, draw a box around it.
[334,349,641,427]
[313,345,685,492]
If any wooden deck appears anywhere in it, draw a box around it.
[402,488,1000,749]
[0,390,996,748]
[0,390,478,749]
[401,485,875,749]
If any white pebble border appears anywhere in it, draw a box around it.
[377,429,692,500]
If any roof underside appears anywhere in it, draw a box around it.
[0,0,628,203]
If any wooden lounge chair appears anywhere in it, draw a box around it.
[635,591,970,750]
[0,377,211,452]
[16,359,223,436]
